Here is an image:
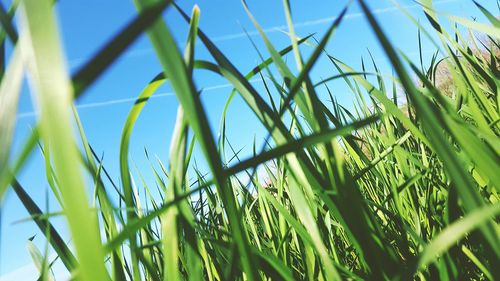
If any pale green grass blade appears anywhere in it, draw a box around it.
[162,6,201,281]
[413,203,500,277]
[447,15,500,39]
[26,237,54,281]
[119,74,164,279]
[0,128,38,201]
[358,0,499,261]
[0,47,23,198]
[18,0,109,280]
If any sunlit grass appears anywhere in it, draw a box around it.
[1,0,499,280]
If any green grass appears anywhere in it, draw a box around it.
[1,0,499,280]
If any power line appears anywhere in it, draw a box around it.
[197,0,459,42]
[18,0,459,119]
[17,79,265,119]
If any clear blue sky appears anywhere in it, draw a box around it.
[1,0,497,279]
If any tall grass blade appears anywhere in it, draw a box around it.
[18,0,109,279]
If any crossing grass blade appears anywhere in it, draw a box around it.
[0,1,18,43]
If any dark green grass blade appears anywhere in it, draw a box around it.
[72,0,172,95]
[226,115,378,175]
[12,179,78,271]
[0,1,18,43]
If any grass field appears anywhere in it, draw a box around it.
[0,0,499,280]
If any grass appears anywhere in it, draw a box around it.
[0,0,499,280]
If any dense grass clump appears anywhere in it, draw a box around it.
[0,0,499,280]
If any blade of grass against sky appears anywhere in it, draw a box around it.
[134,0,259,280]
[96,33,314,279]
[17,0,110,280]
[0,47,23,195]
[157,6,201,281]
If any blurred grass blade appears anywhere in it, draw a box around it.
[473,0,500,28]
[0,47,23,198]
[0,1,18,43]
[357,0,499,258]
[18,0,110,280]
[447,15,500,39]
[72,0,172,96]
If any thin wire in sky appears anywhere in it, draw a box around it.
[210,0,459,42]
[17,78,266,119]
[18,0,460,119]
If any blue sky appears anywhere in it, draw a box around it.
[1,0,497,279]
